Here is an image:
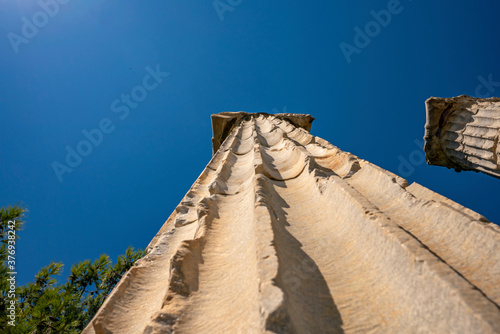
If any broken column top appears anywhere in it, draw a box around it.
[424,95,500,176]
[211,112,315,154]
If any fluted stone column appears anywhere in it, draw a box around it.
[425,95,500,178]
[83,112,500,334]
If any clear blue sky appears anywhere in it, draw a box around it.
[1,0,499,285]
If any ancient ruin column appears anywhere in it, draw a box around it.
[425,95,500,178]
[83,112,500,334]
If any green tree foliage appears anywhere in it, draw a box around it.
[0,205,147,333]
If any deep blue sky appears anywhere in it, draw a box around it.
[1,0,499,285]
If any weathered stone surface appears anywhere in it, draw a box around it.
[83,112,500,334]
[425,95,500,178]
[211,112,314,154]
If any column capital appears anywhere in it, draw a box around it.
[210,112,314,154]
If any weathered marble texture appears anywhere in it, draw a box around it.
[425,95,500,178]
[83,112,500,334]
